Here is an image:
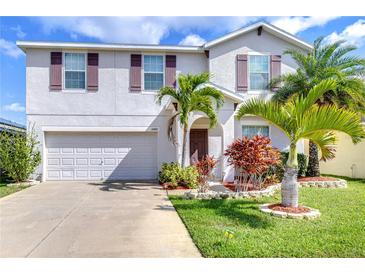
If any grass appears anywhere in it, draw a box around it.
[169,176,365,258]
[0,180,29,198]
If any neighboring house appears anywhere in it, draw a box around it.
[17,21,313,182]
[0,118,26,134]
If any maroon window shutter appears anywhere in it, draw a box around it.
[50,52,62,90]
[165,55,176,88]
[130,54,142,91]
[271,55,281,91]
[236,54,248,92]
[87,53,99,91]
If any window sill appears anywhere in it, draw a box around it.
[141,90,159,94]
[247,90,270,95]
[51,89,88,94]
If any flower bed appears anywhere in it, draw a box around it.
[298,177,347,188]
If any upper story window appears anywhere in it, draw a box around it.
[249,55,269,90]
[242,125,269,139]
[144,55,164,91]
[64,53,86,89]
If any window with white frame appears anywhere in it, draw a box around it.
[144,55,164,91]
[64,53,86,89]
[242,125,269,138]
[249,55,269,90]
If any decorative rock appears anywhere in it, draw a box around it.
[221,193,230,199]
[271,211,288,218]
[287,213,304,219]
[303,210,321,219]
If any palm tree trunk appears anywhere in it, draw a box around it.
[181,126,188,167]
[306,140,320,177]
[281,144,299,207]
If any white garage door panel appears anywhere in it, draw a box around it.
[46,132,158,181]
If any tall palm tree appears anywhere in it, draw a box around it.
[237,79,364,207]
[272,37,365,177]
[156,72,224,167]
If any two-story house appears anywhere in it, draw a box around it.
[17,22,313,182]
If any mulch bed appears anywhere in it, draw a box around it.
[223,181,276,192]
[298,176,339,182]
[223,183,256,191]
[159,182,191,190]
[268,203,310,214]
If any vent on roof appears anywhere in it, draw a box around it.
[257,26,263,36]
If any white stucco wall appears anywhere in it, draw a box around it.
[26,49,208,116]
[208,28,305,93]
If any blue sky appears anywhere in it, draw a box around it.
[1,16,365,125]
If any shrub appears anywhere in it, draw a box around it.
[224,135,281,175]
[0,127,41,183]
[195,155,218,192]
[195,155,218,178]
[180,166,199,189]
[280,152,308,177]
[159,162,180,184]
[159,162,199,189]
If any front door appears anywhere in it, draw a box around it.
[189,129,208,162]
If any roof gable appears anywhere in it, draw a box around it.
[203,21,313,51]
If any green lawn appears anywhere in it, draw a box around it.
[0,182,29,198]
[170,176,365,258]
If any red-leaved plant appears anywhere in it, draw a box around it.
[195,155,218,192]
[224,135,281,175]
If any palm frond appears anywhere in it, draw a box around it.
[304,131,337,161]
[284,48,311,70]
[293,79,337,115]
[194,86,224,109]
[236,99,293,138]
[156,87,180,105]
[299,104,365,144]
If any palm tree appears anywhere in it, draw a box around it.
[272,37,365,177]
[237,79,364,207]
[156,72,224,167]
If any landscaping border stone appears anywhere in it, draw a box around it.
[10,180,40,187]
[300,178,347,188]
[259,203,321,219]
[183,184,281,200]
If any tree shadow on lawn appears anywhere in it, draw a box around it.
[171,197,273,229]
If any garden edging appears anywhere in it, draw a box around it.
[184,184,281,200]
[259,203,321,219]
[300,178,347,188]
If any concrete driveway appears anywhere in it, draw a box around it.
[0,181,201,258]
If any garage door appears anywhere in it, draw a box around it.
[45,132,158,181]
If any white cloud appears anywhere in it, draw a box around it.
[325,19,365,47]
[35,16,258,44]
[270,16,339,34]
[4,103,25,112]
[179,34,206,46]
[10,25,26,38]
[0,39,24,58]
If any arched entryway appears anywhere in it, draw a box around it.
[189,117,224,180]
